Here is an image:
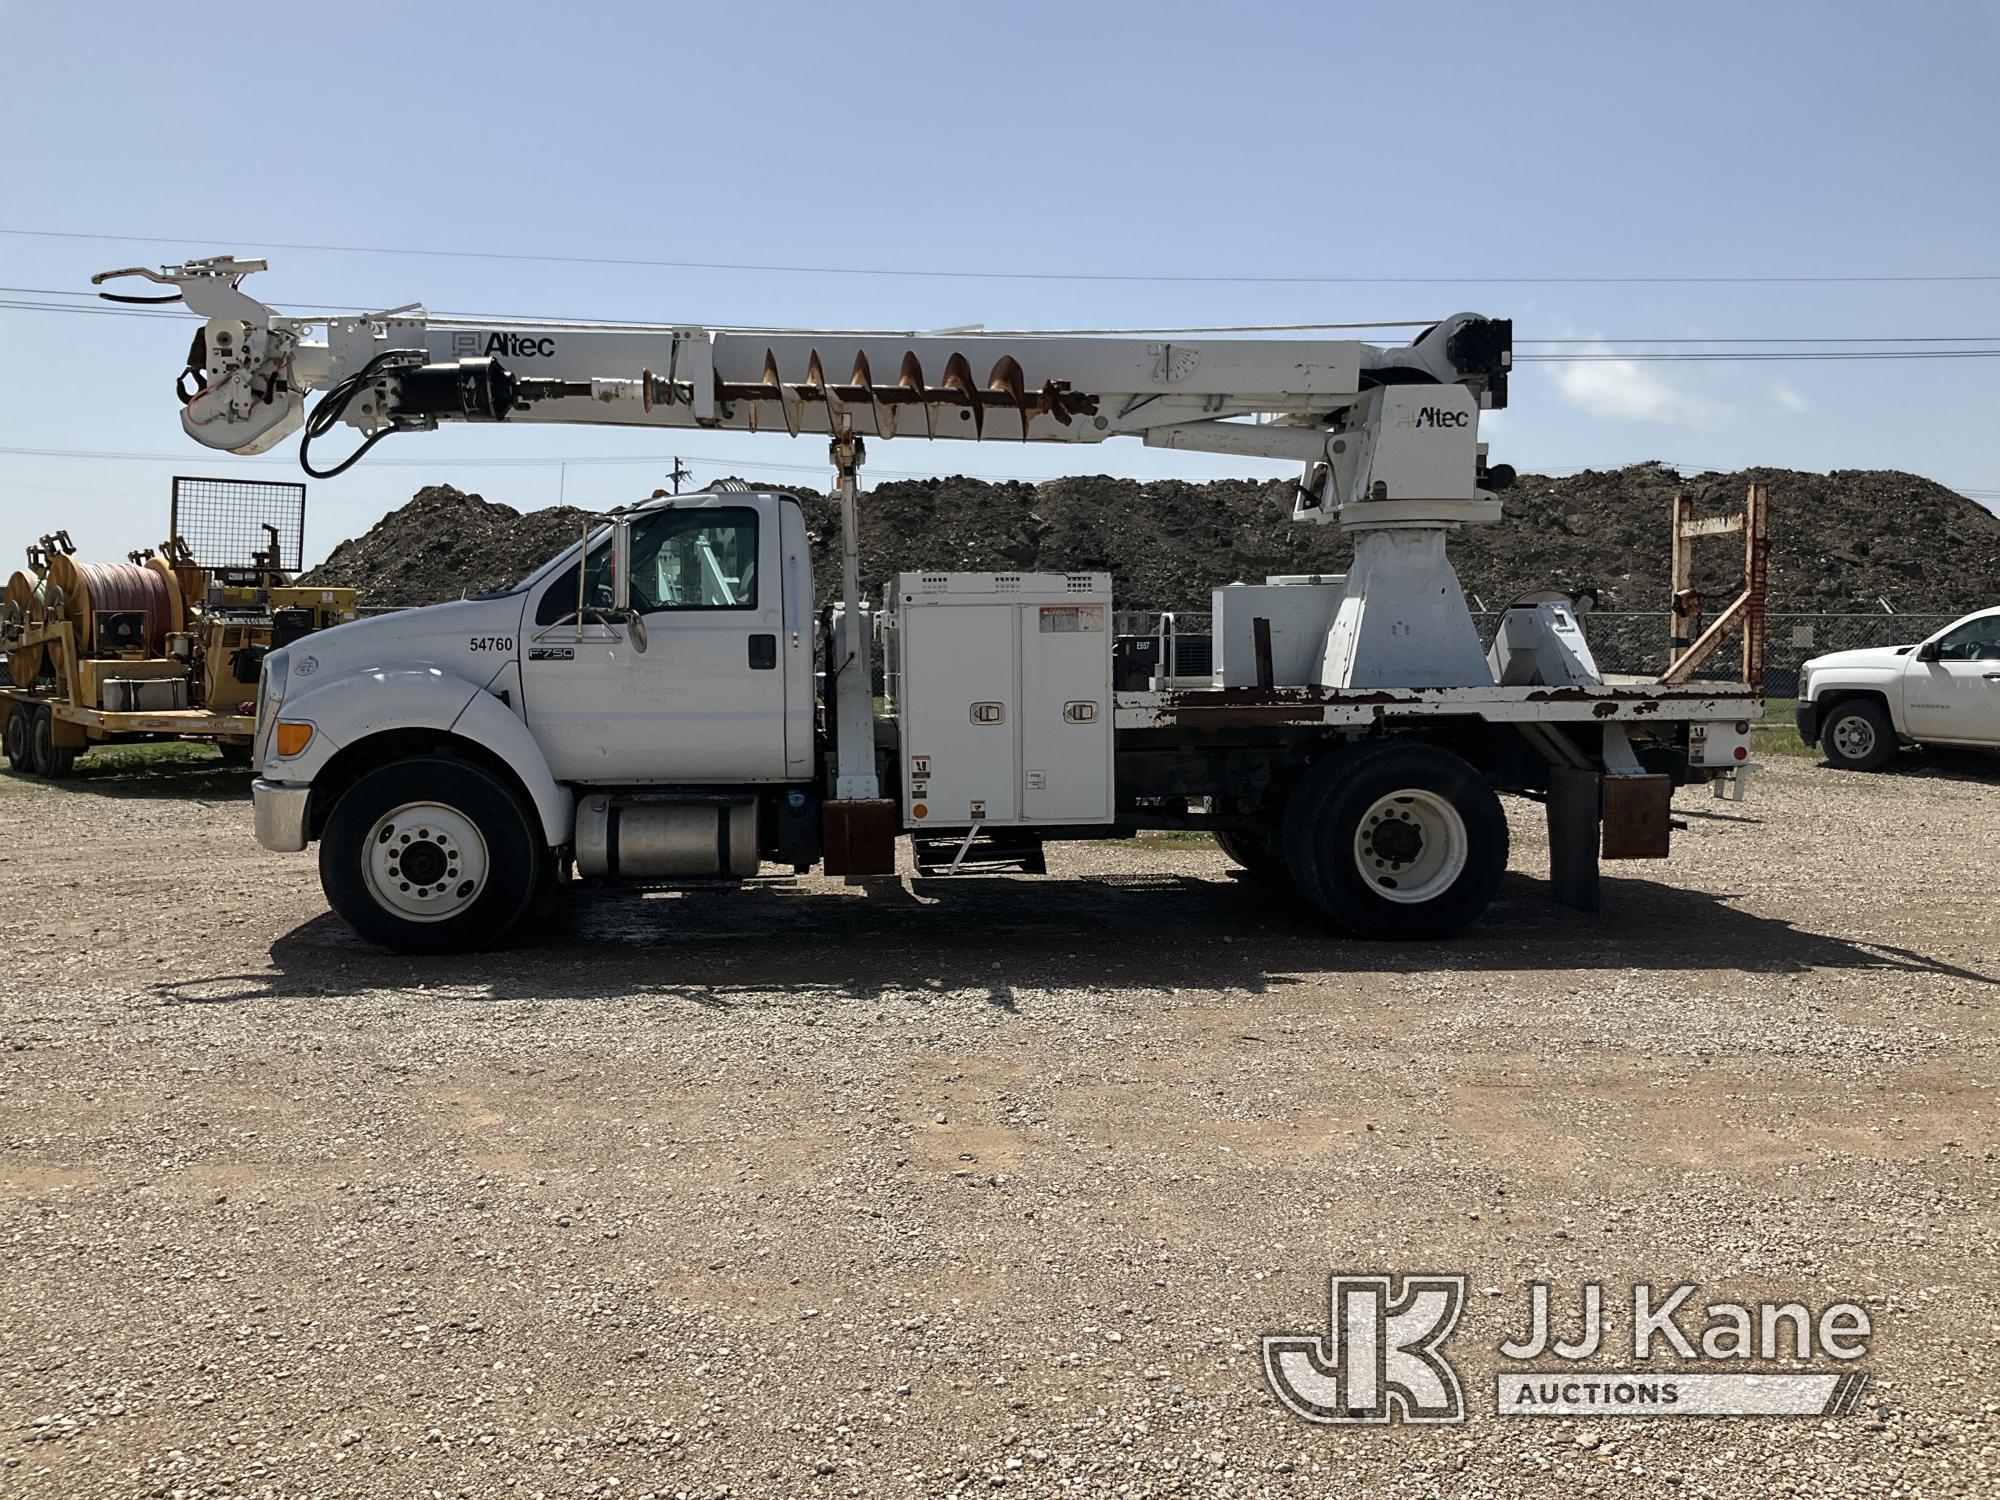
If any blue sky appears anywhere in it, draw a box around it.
[3,1,1996,567]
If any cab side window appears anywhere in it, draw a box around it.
[630,508,759,612]
[531,508,758,626]
[1932,616,2000,662]
[534,537,615,626]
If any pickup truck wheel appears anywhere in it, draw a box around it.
[2,706,27,771]
[1283,742,1508,939]
[29,707,75,779]
[1820,698,1897,772]
[320,759,542,954]
[1214,829,1288,880]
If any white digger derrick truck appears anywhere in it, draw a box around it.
[97,256,1760,953]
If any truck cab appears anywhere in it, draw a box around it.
[1796,605,2000,769]
[250,488,824,951]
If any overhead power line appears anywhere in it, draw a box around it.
[6,297,2000,362]
[12,286,2000,344]
[6,226,2000,285]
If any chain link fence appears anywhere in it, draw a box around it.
[1114,609,1961,698]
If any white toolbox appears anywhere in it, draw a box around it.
[889,572,1114,829]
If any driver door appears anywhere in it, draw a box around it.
[520,499,789,783]
[1903,612,2000,744]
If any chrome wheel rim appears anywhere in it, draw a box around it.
[362,801,489,922]
[1352,789,1468,904]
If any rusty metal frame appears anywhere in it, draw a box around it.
[1661,483,1768,692]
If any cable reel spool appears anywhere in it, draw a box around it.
[3,569,48,686]
[41,555,181,658]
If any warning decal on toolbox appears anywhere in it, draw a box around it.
[1039,605,1105,633]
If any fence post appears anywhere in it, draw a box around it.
[1742,483,1768,695]
[1669,490,1699,657]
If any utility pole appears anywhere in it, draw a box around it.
[668,456,693,495]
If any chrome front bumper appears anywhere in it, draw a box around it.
[252,778,311,852]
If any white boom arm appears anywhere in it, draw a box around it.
[98,256,1522,798]
[95,257,1515,520]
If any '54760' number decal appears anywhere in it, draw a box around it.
[468,636,515,652]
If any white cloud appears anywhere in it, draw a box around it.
[1773,380,1810,414]
[1549,356,1733,430]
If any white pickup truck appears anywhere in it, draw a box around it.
[1795,606,2000,769]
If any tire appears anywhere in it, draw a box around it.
[1282,741,1509,940]
[29,706,76,779]
[1819,698,1897,772]
[318,758,544,955]
[21,705,48,776]
[2,705,26,771]
[1215,828,1289,881]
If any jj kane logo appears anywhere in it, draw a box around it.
[1263,1274,1468,1425]
[1265,1275,1874,1426]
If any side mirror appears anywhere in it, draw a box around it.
[609,517,647,652]
[1915,640,1941,663]
[611,517,632,614]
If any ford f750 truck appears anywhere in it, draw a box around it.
[105,257,1760,952]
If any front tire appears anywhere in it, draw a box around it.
[1819,698,1897,772]
[319,758,543,954]
[1283,741,1509,940]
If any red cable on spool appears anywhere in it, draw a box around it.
[74,561,173,655]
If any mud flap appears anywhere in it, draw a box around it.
[1602,774,1673,859]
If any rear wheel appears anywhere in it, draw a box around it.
[1215,828,1288,881]
[319,758,543,954]
[2,706,27,771]
[1820,698,1897,772]
[29,706,75,779]
[1283,741,1508,939]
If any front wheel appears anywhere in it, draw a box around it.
[1819,698,1897,772]
[319,758,544,954]
[1283,741,1509,939]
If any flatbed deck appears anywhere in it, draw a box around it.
[1,685,253,740]
[1115,680,1760,730]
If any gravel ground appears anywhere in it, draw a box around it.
[1,751,1995,1498]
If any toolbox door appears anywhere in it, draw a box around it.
[902,603,1017,827]
[1019,602,1113,823]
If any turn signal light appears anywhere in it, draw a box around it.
[275,721,315,757]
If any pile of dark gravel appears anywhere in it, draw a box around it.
[303,466,2000,616]
[299,486,594,606]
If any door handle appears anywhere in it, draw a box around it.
[749,633,777,670]
[1983,672,2000,682]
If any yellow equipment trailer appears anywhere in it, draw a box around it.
[1,477,356,778]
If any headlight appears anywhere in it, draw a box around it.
[253,648,290,768]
